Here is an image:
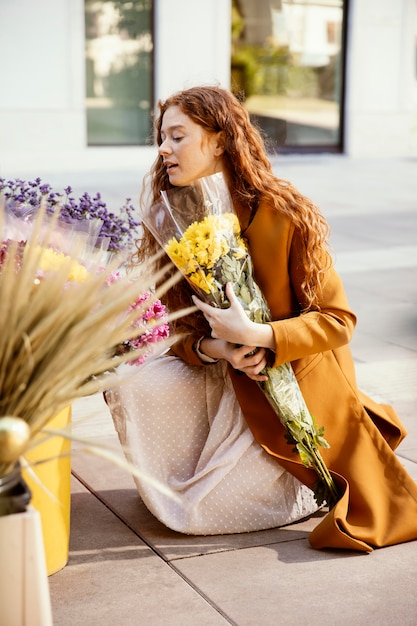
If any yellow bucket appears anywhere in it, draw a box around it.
[23,406,71,576]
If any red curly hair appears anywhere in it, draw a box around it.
[135,85,332,321]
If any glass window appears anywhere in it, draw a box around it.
[85,0,153,145]
[231,0,347,152]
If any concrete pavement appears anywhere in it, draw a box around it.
[7,154,416,625]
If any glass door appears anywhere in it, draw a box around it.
[231,0,347,152]
[85,0,153,145]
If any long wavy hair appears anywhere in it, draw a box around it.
[135,85,332,330]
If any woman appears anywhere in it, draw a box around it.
[106,85,417,551]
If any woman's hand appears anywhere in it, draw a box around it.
[199,337,269,382]
[192,283,275,382]
[192,282,274,348]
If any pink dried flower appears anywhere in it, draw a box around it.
[115,290,170,365]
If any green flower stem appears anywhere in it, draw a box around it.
[258,362,339,508]
[234,271,340,509]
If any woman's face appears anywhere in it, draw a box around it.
[158,105,224,186]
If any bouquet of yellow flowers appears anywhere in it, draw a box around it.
[140,172,339,508]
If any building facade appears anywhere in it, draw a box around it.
[0,0,416,175]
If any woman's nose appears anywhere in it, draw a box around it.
[158,138,171,155]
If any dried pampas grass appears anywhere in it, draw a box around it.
[0,201,193,481]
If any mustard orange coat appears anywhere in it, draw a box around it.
[172,198,417,552]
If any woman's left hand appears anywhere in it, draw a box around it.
[191,282,274,349]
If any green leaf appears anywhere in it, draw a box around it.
[296,443,311,467]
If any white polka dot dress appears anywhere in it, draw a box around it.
[105,356,319,535]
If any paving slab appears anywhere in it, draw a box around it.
[271,155,417,217]
[49,477,228,626]
[173,537,417,626]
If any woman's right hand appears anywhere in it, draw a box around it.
[199,338,269,382]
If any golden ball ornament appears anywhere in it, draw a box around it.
[0,417,31,463]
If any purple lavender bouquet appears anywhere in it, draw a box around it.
[0,177,141,254]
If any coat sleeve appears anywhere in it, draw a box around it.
[267,229,357,367]
[168,331,206,366]
[269,273,357,367]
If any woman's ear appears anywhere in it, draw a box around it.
[214,131,226,156]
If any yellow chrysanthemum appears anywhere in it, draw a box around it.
[188,269,216,294]
[171,217,226,270]
[166,213,246,287]
[233,234,248,258]
[214,238,230,264]
[28,246,89,282]
[194,246,211,267]
[215,213,240,236]
[165,237,199,274]
[184,218,215,248]
[185,217,213,242]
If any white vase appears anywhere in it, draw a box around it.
[0,505,53,626]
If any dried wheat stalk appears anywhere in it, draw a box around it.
[0,202,193,479]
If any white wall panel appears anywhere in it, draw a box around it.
[154,0,231,102]
[345,0,417,155]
